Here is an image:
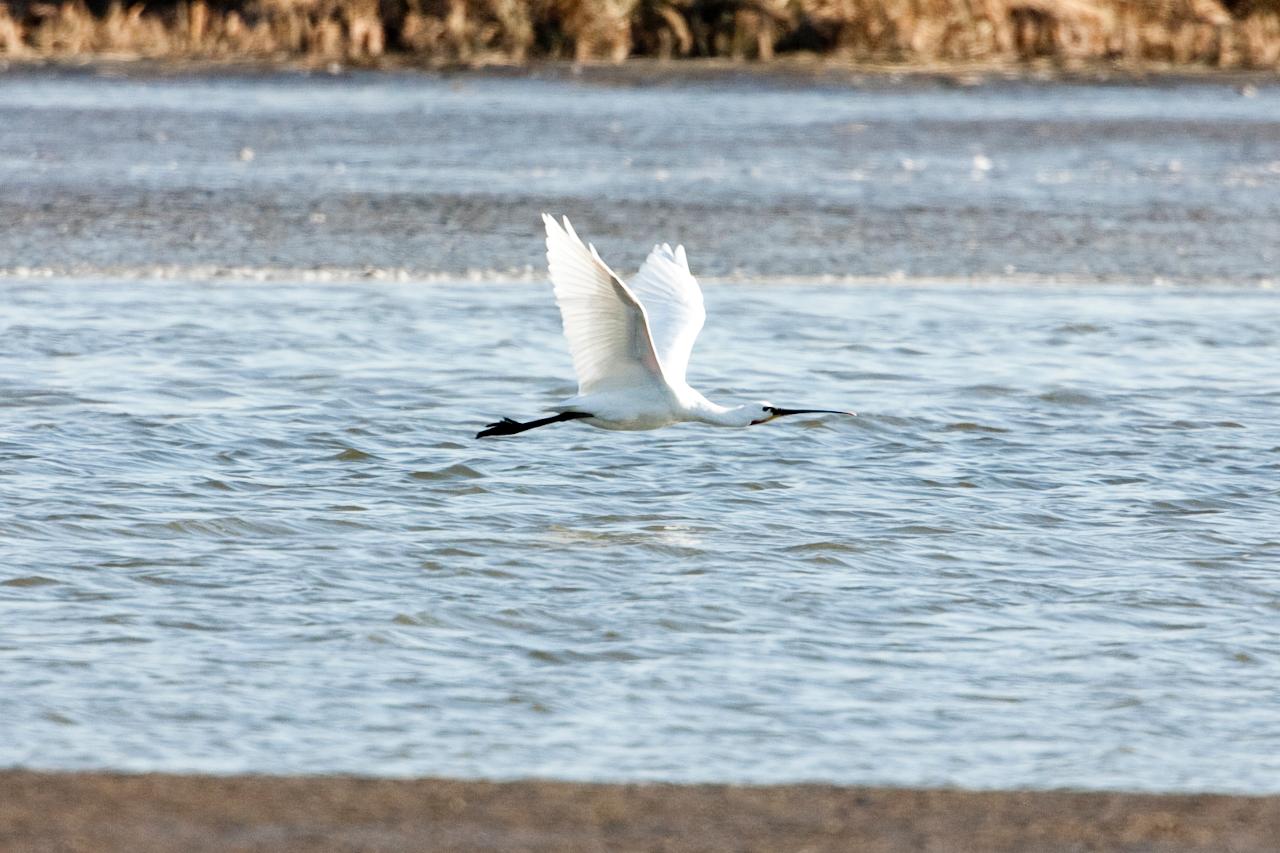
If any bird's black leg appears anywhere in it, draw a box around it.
[476,411,592,439]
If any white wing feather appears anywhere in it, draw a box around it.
[627,241,705,386]
[543,214,665,394]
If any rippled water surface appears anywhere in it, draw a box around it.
[4,278,1278,791]
[2,70,1279,793]
[3,69,1279,281]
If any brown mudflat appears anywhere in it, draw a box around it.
[1,771,1276,853]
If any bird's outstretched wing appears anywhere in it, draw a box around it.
[543,214,665,394]
[627,241,705,386]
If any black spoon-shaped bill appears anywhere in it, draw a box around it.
[765,406,857,418]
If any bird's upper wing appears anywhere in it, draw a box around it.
[626,241,706,386]
[543,214,665,395]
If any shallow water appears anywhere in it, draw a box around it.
[2,69,1279,281]
[3,277,1278,791]
[1,69,1279,792]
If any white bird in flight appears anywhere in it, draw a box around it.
[477,215,854,439]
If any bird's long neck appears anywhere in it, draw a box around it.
[683,392,749,427]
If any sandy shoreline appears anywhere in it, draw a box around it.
[2,771,1277,852]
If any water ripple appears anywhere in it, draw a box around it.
[1,277,1279,794]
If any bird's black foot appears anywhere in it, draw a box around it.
[476,411,593,439]
[476,417,524,439]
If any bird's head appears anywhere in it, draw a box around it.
[745,401,856,426]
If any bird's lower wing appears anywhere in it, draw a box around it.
[544,214,666,394]
[627,241,706,387]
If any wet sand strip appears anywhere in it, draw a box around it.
[1,771,1276,852]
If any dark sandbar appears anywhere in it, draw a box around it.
[2,771,1277,852]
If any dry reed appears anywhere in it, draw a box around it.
[0,0,1277,67]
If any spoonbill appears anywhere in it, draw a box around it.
[477,215,854,439]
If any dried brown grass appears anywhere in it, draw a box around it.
[0,0,1277,67]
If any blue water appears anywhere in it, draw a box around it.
[1,71,1278,792]
[3,276,1278,792]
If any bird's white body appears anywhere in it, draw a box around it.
[555,384,734,431]
[476,215,852,438]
